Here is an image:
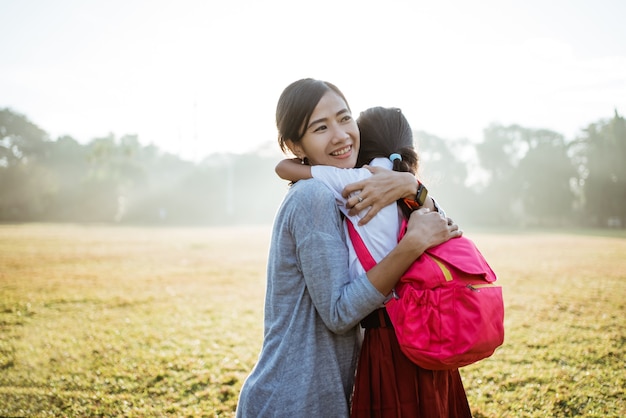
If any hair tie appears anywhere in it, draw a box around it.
[389,153,402,162]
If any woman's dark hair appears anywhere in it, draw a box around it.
[276,78,351,154]
[356,107,418,175]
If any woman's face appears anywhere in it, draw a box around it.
[289,91,360,168]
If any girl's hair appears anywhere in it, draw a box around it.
[356,107,418,175]
[276,78,351,154]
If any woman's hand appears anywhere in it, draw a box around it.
[402,208,463,254]
[366,208,462,295]
[342,166,416,225]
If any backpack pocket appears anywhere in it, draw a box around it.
[387,279,505,370]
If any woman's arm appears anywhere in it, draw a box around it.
[366,207,461,295]
[275,158,313,182]
[294,181,461,331]
[342,165,436,225]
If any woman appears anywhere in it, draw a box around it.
[235,79,460,417]
[275,106,474,417]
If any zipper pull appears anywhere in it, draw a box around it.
[467,284,480,292]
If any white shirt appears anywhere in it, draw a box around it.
[311,158,402,280]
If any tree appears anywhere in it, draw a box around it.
[42,135,91,221]
[0,108,49,166]
[575,110,626,227]
[474,124,527,225]
[415,131,478,226]
[475,124,578,226]
[516,129,576,225]
[0,108,53,220]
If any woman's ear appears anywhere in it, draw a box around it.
[286,139,305,160]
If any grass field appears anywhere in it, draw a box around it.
[1,224,624,417]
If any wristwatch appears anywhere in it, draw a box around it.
[403,180,428,211]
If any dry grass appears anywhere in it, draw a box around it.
[463,231,625,417]
[0,224,624,417]
[0,224,268,417]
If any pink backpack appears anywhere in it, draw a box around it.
[347,219,505,370]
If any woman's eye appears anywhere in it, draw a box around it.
[313,125,327,133]
[341,115,352,122]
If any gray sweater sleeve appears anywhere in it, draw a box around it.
[288,179,386,333]
[236,179,388,417]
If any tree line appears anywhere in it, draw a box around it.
[0,107,624,228]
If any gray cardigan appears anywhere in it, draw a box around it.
[236,179,386,417]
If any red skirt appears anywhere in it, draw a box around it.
[350,309,473,418]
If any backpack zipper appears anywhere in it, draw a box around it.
[467,283,499,292]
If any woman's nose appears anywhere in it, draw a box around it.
[331,125,350,142]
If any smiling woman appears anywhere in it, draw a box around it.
[235,78,461,417]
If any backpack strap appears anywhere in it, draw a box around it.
[345,220,377,271]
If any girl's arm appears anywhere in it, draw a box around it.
[275,158,313,182]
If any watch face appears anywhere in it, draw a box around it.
[416,183,428,206]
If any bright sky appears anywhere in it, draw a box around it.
[2,0,625,160]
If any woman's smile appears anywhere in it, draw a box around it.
[330,145,354,158]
